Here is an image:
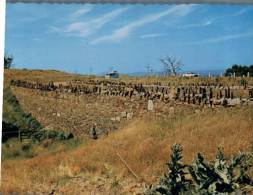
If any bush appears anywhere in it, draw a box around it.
[146,144,253,195]
[2,87,43,142]
[189,150,252,193]
[146,144,191,195]
[31,130,74,143]
[31,131,46,143]
[2,140,35,159]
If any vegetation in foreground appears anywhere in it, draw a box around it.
[146,144,253,195]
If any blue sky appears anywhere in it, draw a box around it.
[4,3,253,74]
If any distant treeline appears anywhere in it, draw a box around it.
[225,64,253,77]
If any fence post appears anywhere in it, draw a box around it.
[18,130,21,142]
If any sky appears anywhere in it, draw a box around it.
[4,3,253,74]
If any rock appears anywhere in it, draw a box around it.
[127,112,133,119]
[57,113,61,117]
[227,98,241,106]
[147,100,154,111]
[169,106,174,116]
[248,100,253,105]
[195,109,200,114]
[115,116,121,122]
[121,111,127,118]
[213,98,223,105]
[110,117,116,121]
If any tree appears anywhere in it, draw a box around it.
[160,55,183,76]
[4,54,13,69]
[224,64,253,77]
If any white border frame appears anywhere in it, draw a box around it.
[0,0,6,184]
[1,0,252,186]
[5,0,253,4]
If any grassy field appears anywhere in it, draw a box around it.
[2,106,253,194]
[1,69,253,194]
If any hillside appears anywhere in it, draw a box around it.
[2,87,43,142]
[1,69,253,194]
[2,106,253,194]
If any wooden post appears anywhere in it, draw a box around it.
[116,153,139,181]
[19,130,21,142]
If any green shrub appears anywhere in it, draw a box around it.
[2,87,43,142]
[146,144,191,195]
[189,148,252,194]
[146,144,253,195]
[2,140,35,159]
[31,131,46,143]
[31,130,74,143]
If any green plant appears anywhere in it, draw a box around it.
[146,145,253,195]
[189,148,252,194]
[31,130,74,143]
[3,87,43,142]
[146,144,191,195]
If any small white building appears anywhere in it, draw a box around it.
[182,72,198,77]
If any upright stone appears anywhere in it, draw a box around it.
[147,99,154,111]
[127,112,133,119]
[169,106,175,117]
[90,125,98,140]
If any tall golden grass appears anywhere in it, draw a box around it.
[1,106,253,194]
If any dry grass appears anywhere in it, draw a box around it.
[1,106,253,194]
[10,86,148,136]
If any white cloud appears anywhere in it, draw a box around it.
[69,6,93,20]
[140,33,166,38]
[234,7,251,16]
[51,7,128,37]
[186,30,253,45]
[91,4,196,44]
[179,20,212,29]
[178,17,220,29]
